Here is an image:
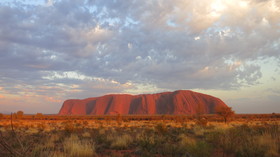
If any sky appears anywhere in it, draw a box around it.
[0,0,279,114]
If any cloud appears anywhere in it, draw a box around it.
[0,0,279,113]
[227,94,280,114]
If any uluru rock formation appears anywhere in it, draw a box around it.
[58,90,228,115]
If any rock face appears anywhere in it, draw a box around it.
[58,90,228,115]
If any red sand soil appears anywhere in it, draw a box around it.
[58,90,228,115]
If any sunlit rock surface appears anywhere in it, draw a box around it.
[58,90,228,115]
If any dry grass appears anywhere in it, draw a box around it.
[258,133,279,157]
[63,134,96,157]
[110,134,133,149]
[81,131,91,138]
[0,115,279,157]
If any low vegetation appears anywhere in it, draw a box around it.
[0,113,279,157]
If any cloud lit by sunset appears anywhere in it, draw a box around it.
[0,0,279,114]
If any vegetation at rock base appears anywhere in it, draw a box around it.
[0,113,279,157]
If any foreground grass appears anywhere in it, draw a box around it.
[0,119,279,157]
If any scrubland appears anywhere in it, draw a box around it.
[0,114,279,157]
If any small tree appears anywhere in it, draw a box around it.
[35,113,43,120]
[17,111,24,119]
[215,106,235,123]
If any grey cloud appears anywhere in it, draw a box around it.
[227,95,280,113]
[0,0,279,110]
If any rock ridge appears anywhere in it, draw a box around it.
[58,90,227,115]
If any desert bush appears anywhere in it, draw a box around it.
[0,115,44,157]
[234,138,267,157]
[62,121,75,134]
[179,134,212,157]
[63,134,96,157]
[37,123,46,132]
[136,132,156,153]
[136,127,182,156]
[30,132,89,157]
[193,126,205,136]
[0,116,279,157]
[52,152,66,157]
[17,111,24,119]
[81,131,91,138]
[48,133,60,144]
[110,134,133,149]
[94,128,109,147]
[31,146,50,157]
[179,134,196,146]
[98,128,106,135]
[30,134,57,157]
[195,117,208,126]
[210,126,253,156]
[35,113,44,120]
[258,133,280,157]
[178,134,196,155]
[189,141,213,157]
[159,142,187,156]
[62,121,83,135]
[82,121,89,127]
[154,122,167,135]
[206,124,280,157]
